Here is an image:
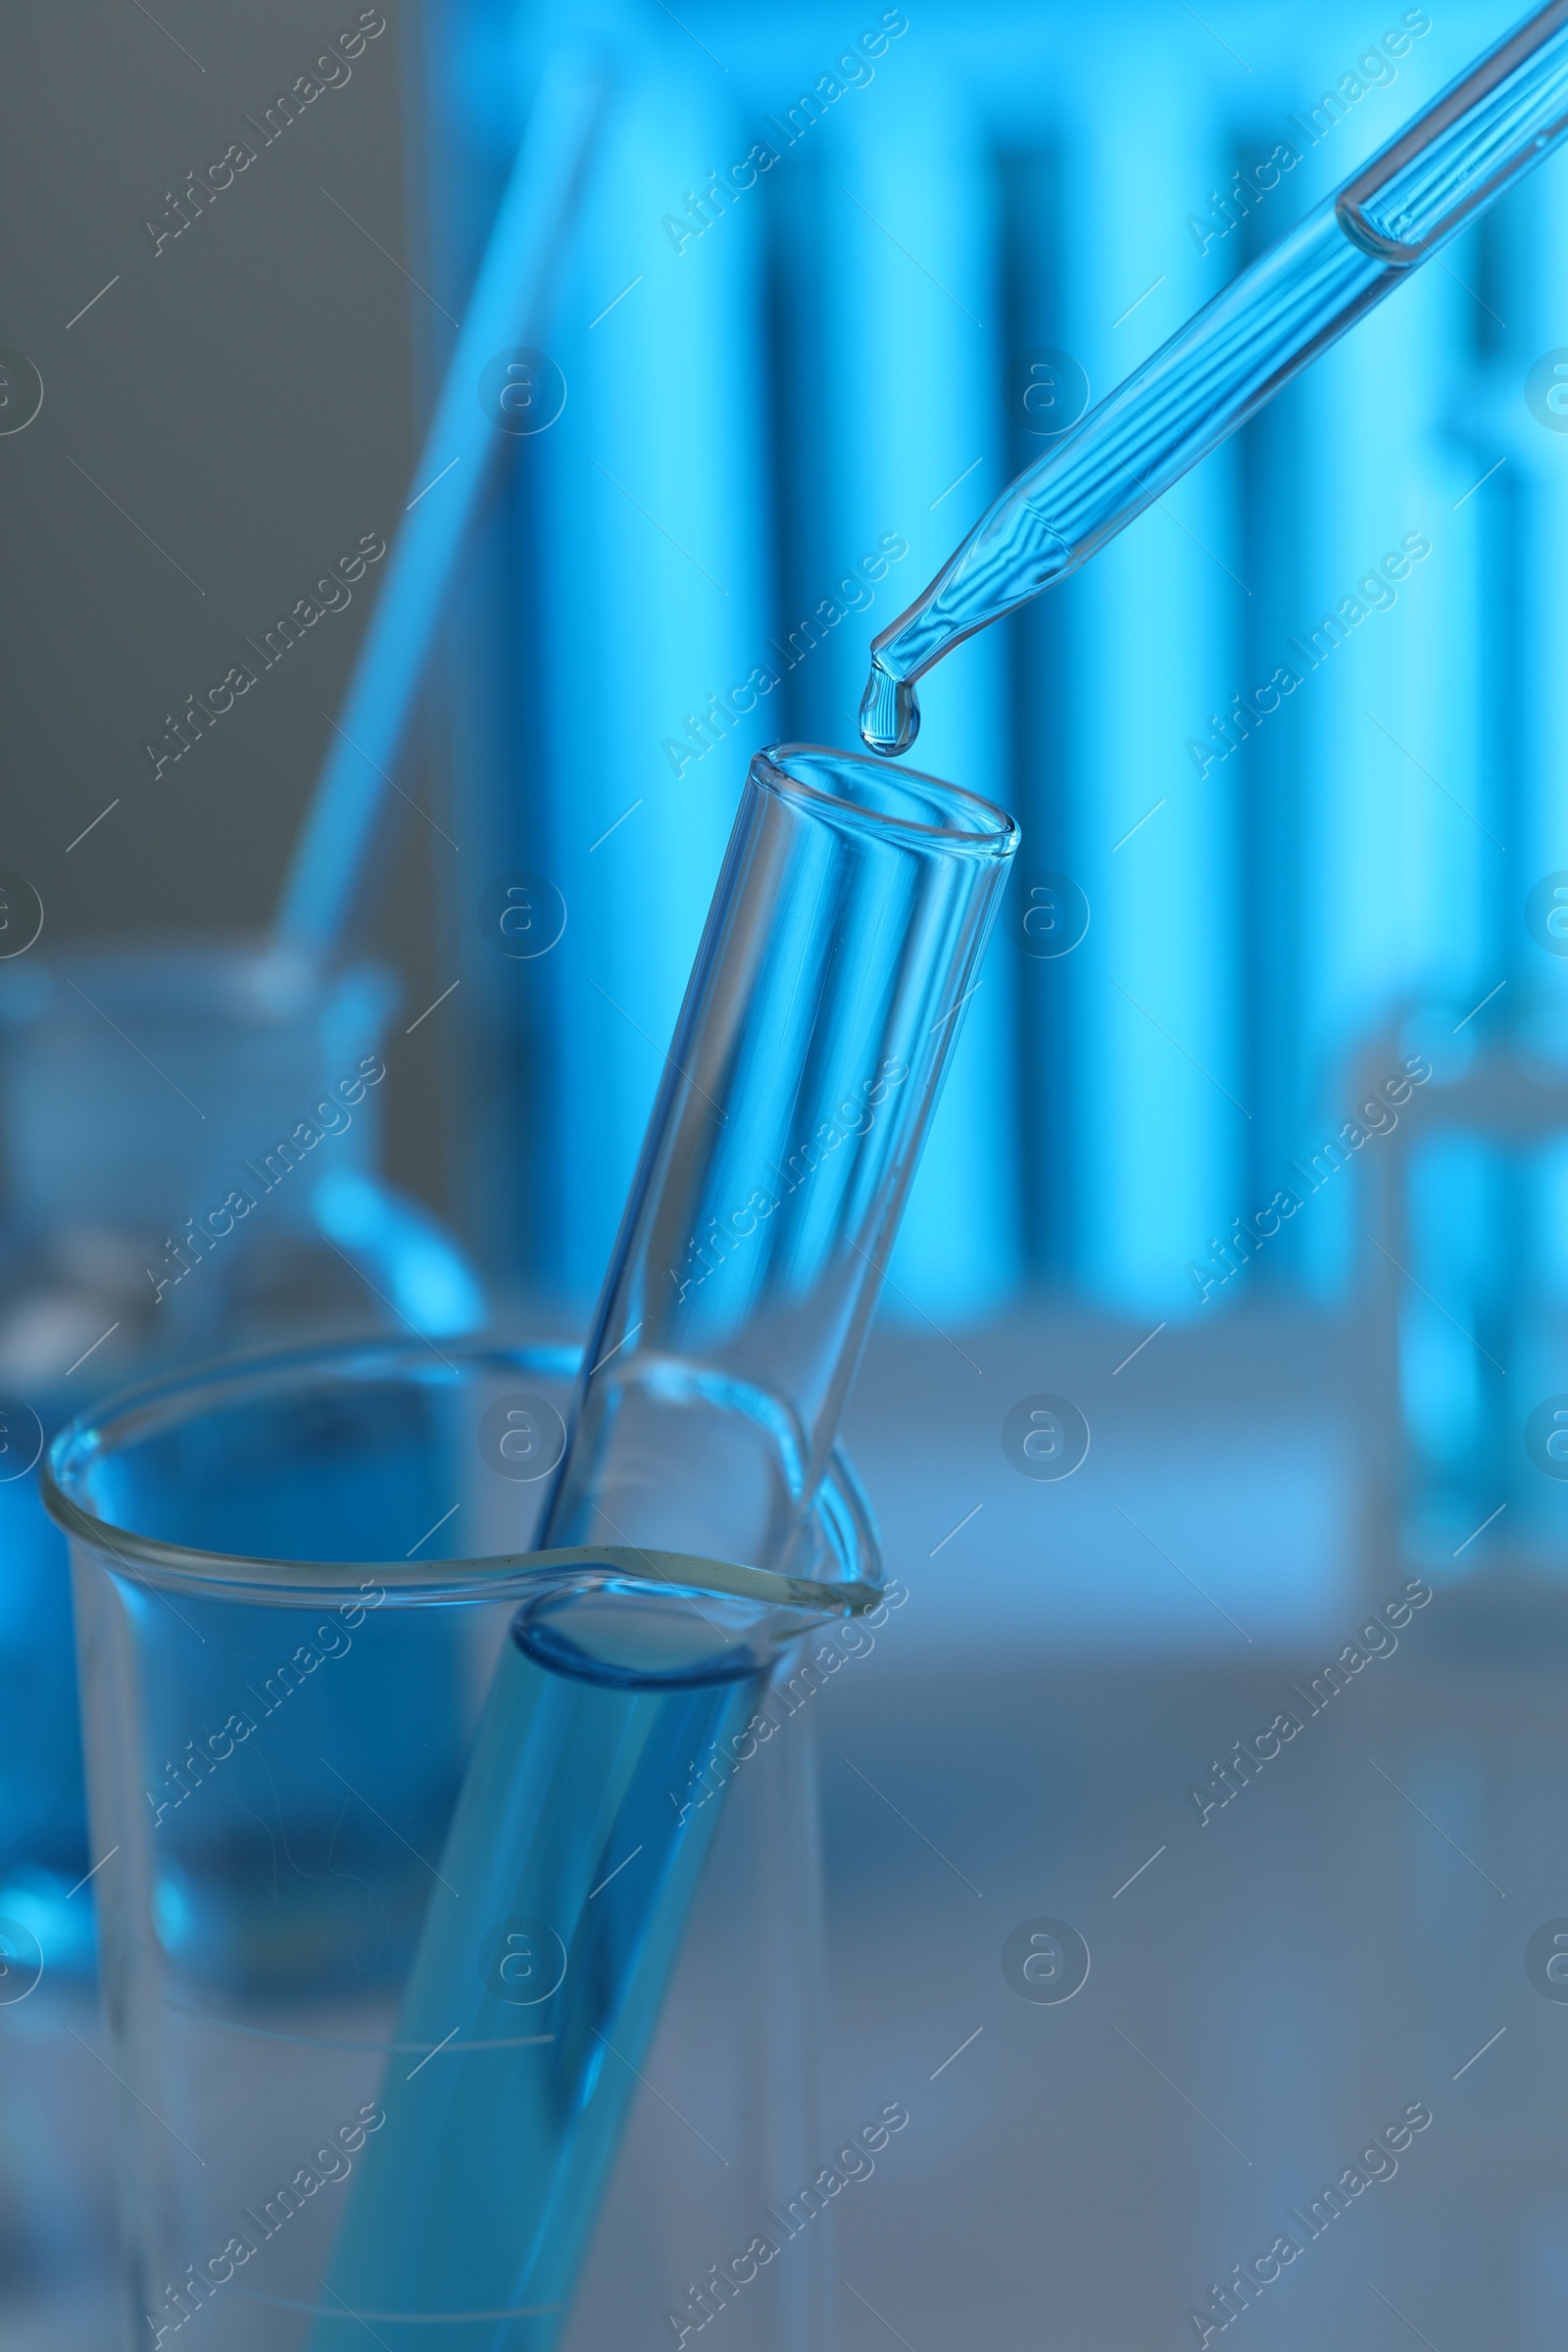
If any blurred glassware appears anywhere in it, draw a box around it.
[1361,999,1568,1606]
[0,940,484,1964]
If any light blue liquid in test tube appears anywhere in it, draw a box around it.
[314,1571,803,2347]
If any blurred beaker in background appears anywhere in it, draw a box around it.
[1360,1002,1568,1608]
[0,941,483,1960]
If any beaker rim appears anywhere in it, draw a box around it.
[755,743,1019,853]
[0,932,397,1032]
[41,1331,882,1619]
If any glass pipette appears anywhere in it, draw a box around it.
[859,0,1568,755]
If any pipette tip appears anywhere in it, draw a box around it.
[858,659,919,757]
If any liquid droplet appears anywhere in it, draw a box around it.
[858,659,920,756]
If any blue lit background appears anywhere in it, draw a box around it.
[9,5,1568,2342]
[416,0,1568,1339]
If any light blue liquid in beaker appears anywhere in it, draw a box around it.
[0,941,481,1957]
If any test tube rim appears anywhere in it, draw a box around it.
[40,1331,881,1620]
[756,741,1019,857]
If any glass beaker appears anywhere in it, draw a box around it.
[1359,1006,1568,1594]
[44,1335,878,2351]
[0,941,483,1953]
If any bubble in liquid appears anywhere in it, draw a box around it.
[858,659,920,757]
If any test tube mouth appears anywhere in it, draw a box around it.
[754,743,1018,857]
